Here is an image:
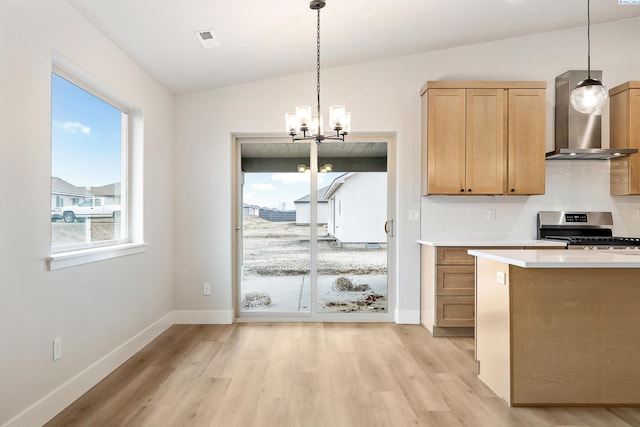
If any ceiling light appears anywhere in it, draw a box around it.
[285,0,351,144]
[320,163,332,173]
[297,163,332,173]
[570,0,607,114]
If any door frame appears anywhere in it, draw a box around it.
[231,132,397,322]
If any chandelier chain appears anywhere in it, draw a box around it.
[316,8,321,121]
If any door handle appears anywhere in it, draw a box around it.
[384,219,394,237]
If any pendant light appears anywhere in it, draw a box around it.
[570,0,607,114]
[285,0,351,144]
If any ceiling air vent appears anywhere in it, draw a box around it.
[195,29,221,48]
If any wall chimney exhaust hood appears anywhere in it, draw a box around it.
[546,70,638,160]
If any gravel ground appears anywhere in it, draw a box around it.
[241,216,388,313]
[51,219,121,246]
[242,216,387,276]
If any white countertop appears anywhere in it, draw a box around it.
[417,240,566,248]
[468,249,640,268]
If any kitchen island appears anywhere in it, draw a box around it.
[471,249,640,406]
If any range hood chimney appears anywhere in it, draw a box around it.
[546,70,637,160]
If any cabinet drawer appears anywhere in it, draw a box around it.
[436,296,475,327]
[437,247,475,265]
[437,266,475,296]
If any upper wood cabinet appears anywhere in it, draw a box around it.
[421,81,546,195]
[610,81,640,196]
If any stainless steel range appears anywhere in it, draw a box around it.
[537,211,640,250]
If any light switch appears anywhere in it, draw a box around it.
[497,271,506,284]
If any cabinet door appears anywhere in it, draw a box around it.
[611,88,640,195]
[466,89,506,194]
[437,266,475,296]
[507,89,546,195]
[436,296,475,327]
[427,89,466,194]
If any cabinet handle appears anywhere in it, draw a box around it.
[510,188,515,192]
[468,189,472,193]
[460,189,464,193]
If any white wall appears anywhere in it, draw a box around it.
[0,1,174,425]
[174,18,640,325]
[422,161,640,241]
[295,202,329,225]
[329,173,387,244]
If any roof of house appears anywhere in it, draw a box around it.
[51,177,88,197]
[294,185,331,204]
[324,173,354,200]
[91,182,121,197]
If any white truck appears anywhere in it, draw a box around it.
[62,197,121,223]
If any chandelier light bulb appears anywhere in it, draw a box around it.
[295,105,312,130]
[329,105,346,130]
[285,112,298,134]
[342,112,351,134]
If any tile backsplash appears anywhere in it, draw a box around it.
[420,160,640,241]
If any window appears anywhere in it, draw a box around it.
[50,67,129,254]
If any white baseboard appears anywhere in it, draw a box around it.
[173,310,234,324]
[3,312,174,427]
[395,309,421,324]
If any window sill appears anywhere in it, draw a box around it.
[47,242,148,271]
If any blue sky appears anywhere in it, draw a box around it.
[51,73,123,187]
[244,172,341,210]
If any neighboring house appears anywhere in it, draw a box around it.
[51,177,88,208]
[91,182,121,204]
[325,173,387,246]
[51,177,122,208]
[294,185,330,225]
[243,203,260,217]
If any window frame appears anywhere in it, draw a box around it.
[48,59,145,270]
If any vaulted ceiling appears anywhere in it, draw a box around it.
[67,0,640,94]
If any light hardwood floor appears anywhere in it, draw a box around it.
[46,323,640,427]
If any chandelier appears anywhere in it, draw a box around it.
[285,0,351,144]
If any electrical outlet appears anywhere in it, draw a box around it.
[53,337,62,361]
[487,209,496,222]
[203,282,211,296]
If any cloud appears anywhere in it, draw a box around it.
[251,183,277,191]
[62,121,91,135]
[272,172,310,184]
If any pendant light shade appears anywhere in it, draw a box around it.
[570,77,607,114]
[570,0,607,114]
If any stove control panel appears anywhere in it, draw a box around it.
[565,213,588,222]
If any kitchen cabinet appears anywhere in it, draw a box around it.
[420,81,546,195]
[420,245,524,337]
[610,81,640,196]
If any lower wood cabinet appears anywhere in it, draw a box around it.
[436,296,475,327]
[420,245,524,336]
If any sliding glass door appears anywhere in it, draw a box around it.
[235,137,393,320]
